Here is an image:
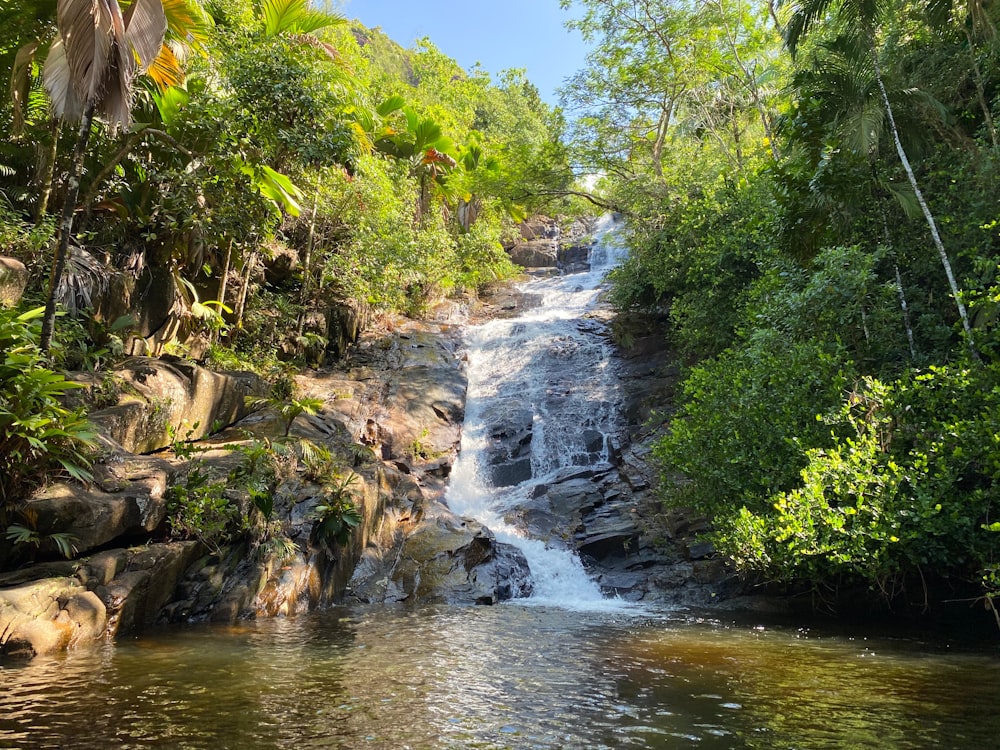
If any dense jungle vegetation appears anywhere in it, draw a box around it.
[3,0,1000,622]
[565,0,1000,617]
[0,0,578,521]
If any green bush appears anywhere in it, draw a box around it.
[0,307,96,508]
[715,366,1000,598]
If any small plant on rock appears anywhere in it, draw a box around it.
[310,472,363,551]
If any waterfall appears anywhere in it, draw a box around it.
[445,215,630,610]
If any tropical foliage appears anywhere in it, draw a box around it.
[568,0,1000,613]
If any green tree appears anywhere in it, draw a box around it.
[38,0,167,352]
[783,0,978,356]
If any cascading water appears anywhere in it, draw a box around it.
[445,215,629,609]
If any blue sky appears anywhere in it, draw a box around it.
[338,1,590,105]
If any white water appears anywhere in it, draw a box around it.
[446,215,630,610]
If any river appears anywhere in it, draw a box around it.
[2,219,999,748]
[2,604,999,748]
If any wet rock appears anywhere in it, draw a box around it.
[96,542,201,636]
[346,503,532,606]
[545,478,603,517]
[0,578,107,658]
[577,530,640,560]
[483,404,534,487]
[557,244,591,274]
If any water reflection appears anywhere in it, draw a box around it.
[1,605,998,749]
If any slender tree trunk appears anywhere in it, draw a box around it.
[965,29,998,148]
[214,237,234,344]
[34,119,60,224]
[651,96,675,179]
[871,48,978,359]
[297,190,320,337]
[878,194,918,360]
[40,100,97,353]
[894,263,918,360]
[234,248,258,333]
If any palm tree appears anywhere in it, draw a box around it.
[783,0,978,358]
[38,0,167,352]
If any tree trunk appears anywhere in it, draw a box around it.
[215,237,234,344]
[297,190,320,337]
[871,48,978,359]
[40,100,97,353]
[965,29,998,148]
[894,263,918,361]
[234,248,258,333]
[34,119,60,224]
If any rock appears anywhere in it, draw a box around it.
[96,542,201,636]
[24,455,174,556]
[347,503,532,605]
[692,558,728,583]
[509,239,558,268]
[483,404,534,487]
[0,578,107,658]
[89,357,266,454]
[379,364,466,464]
[0,256,28,307]
[545,478,603,517]
[576,530,640,560]
[557,243,591,273]
[326,300,368,359]
[684,540,715,560]
[519,217,560,241]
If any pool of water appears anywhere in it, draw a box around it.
[2,603,998,749]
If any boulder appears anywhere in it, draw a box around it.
[482,403,534,487]
[346,503,532,605]
[0,256,28,307]
[509,239,558,268]
[95,542,200,636]
[0,578,107,658]
[557,243,591,273]
[24,455,174,556]
[519,217,560,241]
[89,357,266,454]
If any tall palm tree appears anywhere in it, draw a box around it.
[38,0,167,352]
[783,0,978,357]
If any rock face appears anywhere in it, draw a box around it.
[88,357,266,454]
[0,542,201,659]
[509,239,559,268]
[0,256,28,307]
[25,455,174,557]
[347,502,532,606]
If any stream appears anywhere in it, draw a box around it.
[3,220,999,748]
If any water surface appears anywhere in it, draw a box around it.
[2,604,998,749]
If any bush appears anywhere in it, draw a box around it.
[0,307,95,508]
[716,365,1000,599]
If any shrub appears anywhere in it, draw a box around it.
[0,307,96,508]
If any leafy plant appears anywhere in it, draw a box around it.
[0,307,96,508]
[310,472,363,550]
[247,376,324,437]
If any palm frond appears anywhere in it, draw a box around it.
[11,41,43,136]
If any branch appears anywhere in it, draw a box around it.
[82,128,196,221]
[523,188,628,215]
